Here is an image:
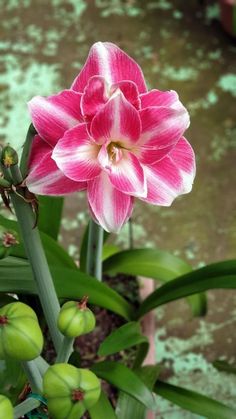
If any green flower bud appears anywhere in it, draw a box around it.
[0,302,44,361]
[0,395,13,419]
[1,146,18,167]
[43,363,101,419]
[58,297,96,338]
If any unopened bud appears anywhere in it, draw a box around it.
[1,146,18,167]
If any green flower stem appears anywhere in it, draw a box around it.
[56,336,74,363]
[9,164,63,352]
[86,219,104,281]
[34,356,49,376]
[22,361,43,394]
[14,398,40,419]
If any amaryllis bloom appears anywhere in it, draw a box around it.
[26,42,195,233]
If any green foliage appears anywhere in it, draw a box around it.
[98,322,149,367]
[91,361,157,411]
[116,365,161,419]
[89,391,118,419]
[137,260,236,318]
[103,248,207,316]
[154,380,236,418]
[0,257,133,320]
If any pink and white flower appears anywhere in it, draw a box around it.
[26,42,195,233]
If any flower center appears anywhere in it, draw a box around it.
[0,315,8,325]
[107,142,123,164]
[72,389,84,402]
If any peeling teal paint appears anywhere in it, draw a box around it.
[217,74,236,97]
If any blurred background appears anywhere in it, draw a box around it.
[0,0,236,417]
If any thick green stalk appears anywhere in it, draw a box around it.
[14,398,40,419]
[22,361,43,394]
[86,219,104,281]
[34,356,49,376]
[56,336,74,363]
[9,165,63,352]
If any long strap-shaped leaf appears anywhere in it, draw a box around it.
[154,380,236,419]
[89,390,117,419]
[103,249,207,316]
[91,361,158,411]
[98,322,149,368]
[0,258,133,320]
[137,260,236,318]
[116,365,161,419]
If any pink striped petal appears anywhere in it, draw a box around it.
[87,172,134,233]
[168,137,196,193]
[28,90,83,147]
[98,145,146,197]
[141,137,195,206]
[81,76,109,121]
[138,143,174,165]
[28,134,52,169]
[52,124,101,182]
[81,77,141,121]
[90,92,141,145]
[110,80,140,109]
[26,150,85,196]
[140,89,185,111]
[139,106,190,149]
[72,42,147,93]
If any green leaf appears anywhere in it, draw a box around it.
[213,360,236,375]
[103,249,207,317]
[89,391,117,419]
[154,380,236,419]
[0,258,133,320]
[91,361,157,411]
[0,359,26,404]
[0,214,76,269]
[116,365,161,419]
[137,260,236,318]
[102,244,120,261]
[37,196,63,240]
[98,322,148,367]
[103,249,191,279]
[20,123,37,178]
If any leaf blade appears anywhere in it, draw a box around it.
[91,361,157,411]
[154,380,236,419]
[137,260,236,318]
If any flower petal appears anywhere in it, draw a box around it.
[87,172,134,233]
[141,137,195,206]
[90,92,141,145]
[52,124,101,182]
[98,145,146,197]
[111,80,140,109]
[81,76,109,121]
[139,106,190,149]
[168,136,196,193]
[140,89,185,110]
[26,149,85,196]
[81,77,141,121]
[28,134,52,170]
[28,90,83,147]
[72,42,147,93]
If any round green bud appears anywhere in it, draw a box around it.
[43,363,101,419]
[1,145,18,167]
[58,297,96,338]
[0,395,13,419]
[0,302,44,361]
